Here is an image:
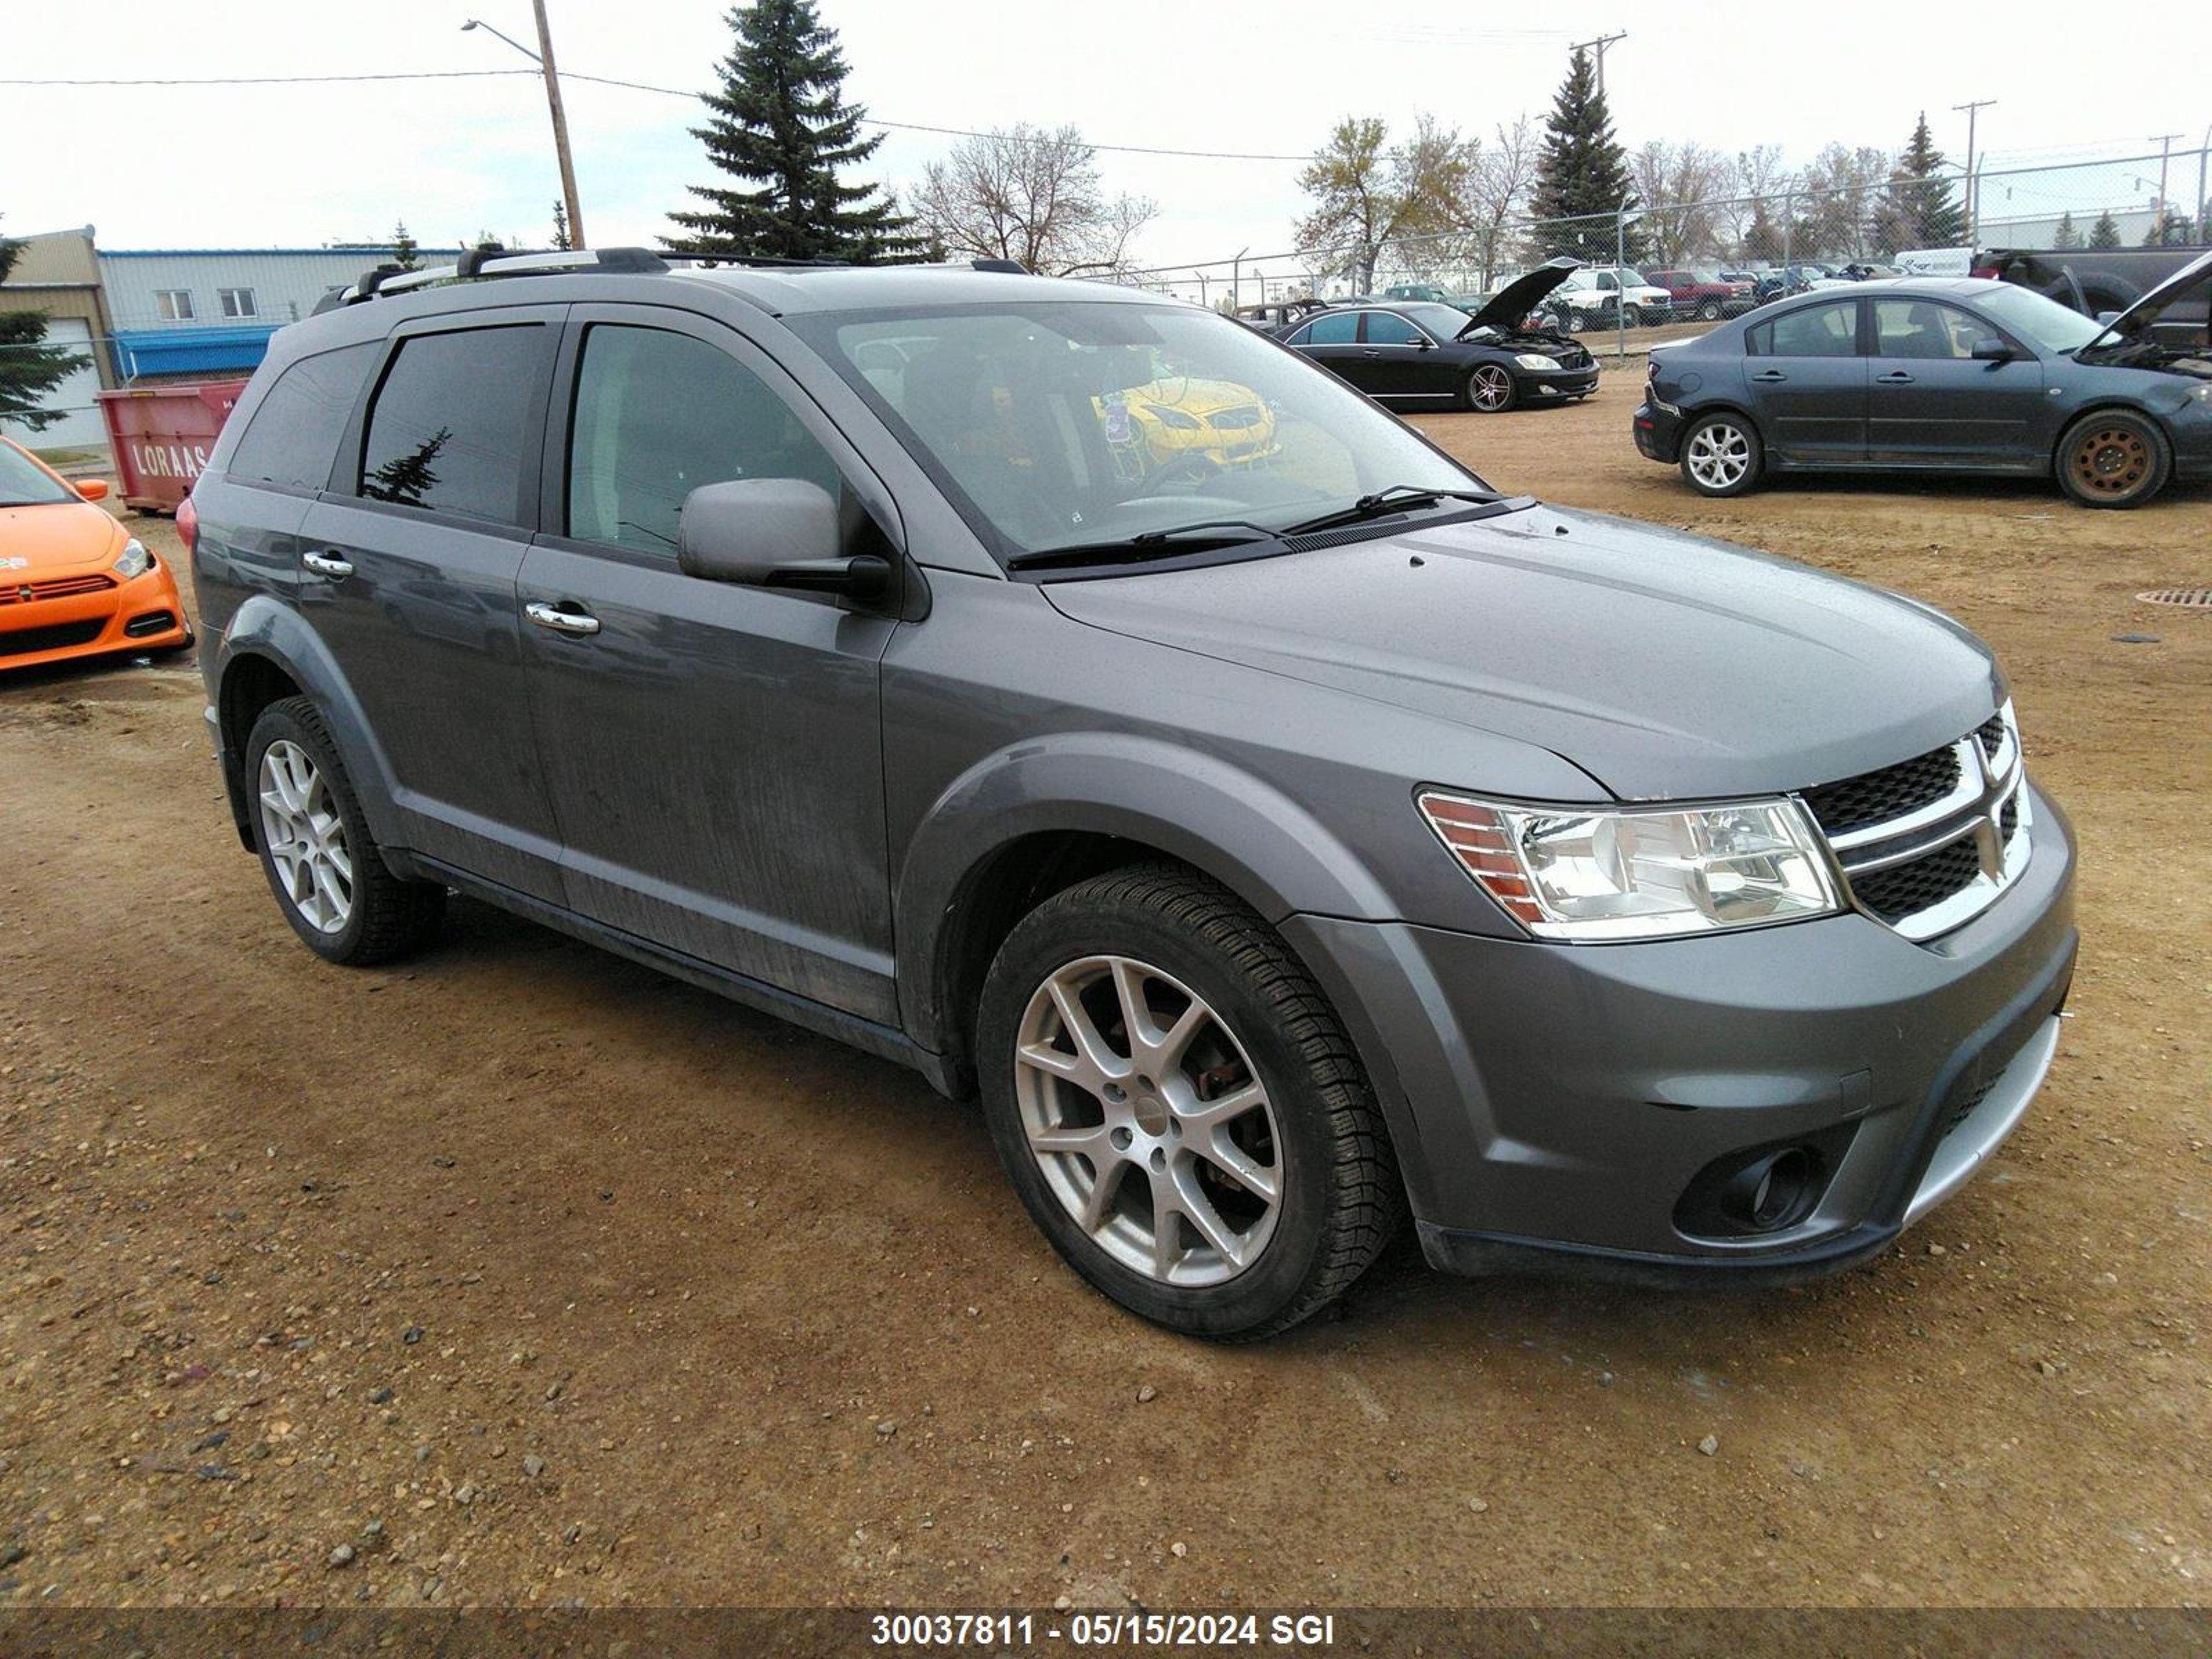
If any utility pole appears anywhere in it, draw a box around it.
[1951,100,1994,247]
[2149,133,2182,243]
[462,10,586,250]
[1572,32,1627,100]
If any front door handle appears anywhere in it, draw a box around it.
[1876,371,1915,384]
[1361,348,1382,357]
[525,600,601,637]
[1750,369,1788,383]
[302,550,354,579]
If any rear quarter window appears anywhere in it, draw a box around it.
[226,343,375,493]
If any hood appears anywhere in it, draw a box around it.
[1462,259,1581,335]
[1042,505,2002,802]
[2086,247,2212,348]
[0,499,125,575]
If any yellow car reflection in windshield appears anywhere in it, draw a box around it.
[1098,376,1280,483]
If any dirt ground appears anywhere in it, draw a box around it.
[1,394,2206,1615]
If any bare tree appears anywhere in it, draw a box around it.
[1630,140,1734,265]
[1295,115,1468,290]
[1454,115,1539,288]
[1794,144,1891,259]
[911,124,1156,277]
[1725,143,1789,256]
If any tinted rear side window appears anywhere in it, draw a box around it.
[1749,301,1859,358]
[359,326,546,523]
[227,343,374,492]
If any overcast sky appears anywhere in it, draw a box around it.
[6,0,2208,274]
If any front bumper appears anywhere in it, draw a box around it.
[1634,398,1687,462]
[1282,783,2077,1284]
[1524,366,1600,400]
[0,560,192,671]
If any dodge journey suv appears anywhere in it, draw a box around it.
[188,248,2077,1339]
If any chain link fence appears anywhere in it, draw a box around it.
[1115,148,2212,330]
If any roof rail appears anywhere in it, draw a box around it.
[971,258,1028,274]
[314,245,676,312]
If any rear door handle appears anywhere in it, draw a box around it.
[525,600,601,638]
[302,550,353,579]
[1750,370,1788,383]
[1876,371,1915,384]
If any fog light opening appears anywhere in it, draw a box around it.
[1721,1147,1819,1232]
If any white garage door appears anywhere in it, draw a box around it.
[3,316,107,453]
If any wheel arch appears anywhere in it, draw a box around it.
[214,596,405,853]
[896,734,1398,1085]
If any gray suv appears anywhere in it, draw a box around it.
[188,248,2077,1338]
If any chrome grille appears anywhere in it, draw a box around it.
[1801,702,2032,944]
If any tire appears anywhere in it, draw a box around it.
[245,696,444,965]
[976,864,1400,1340]
[1620,304,1643,329]
[1464,362,1518,413]
[1679,411,1764,498]
[1696,299,1722,322]
[2054,411,2171,509]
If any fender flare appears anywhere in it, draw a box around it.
[216,594,406,849]
[895,732,1397,1058]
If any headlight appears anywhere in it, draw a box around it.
[1512,353,1557,371]
[1143,404,1203,430]
[113,538,155,579]
[1417,791,1842,941]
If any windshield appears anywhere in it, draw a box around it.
[1400,302,1472,337]
[0,442,76,507]
[1974,283,2104,355]
[794,300,1488,561]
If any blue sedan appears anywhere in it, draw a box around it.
[1634,256,2212,508]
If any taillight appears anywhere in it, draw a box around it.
[1969,265,1997,280]
[176,494,198,556]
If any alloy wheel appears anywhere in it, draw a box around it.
[1013,955,1282,1286]
[2068,425,2151,500]
[1685,421,1752,490]
[257,740,355,934]
[1470,365,1514,412]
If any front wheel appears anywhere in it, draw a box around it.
[1465,362,1517,413]
[1696,299,1722,321]
[1620,304,1643,329]
[976,865,1400,1340]
[2055,411,2171,508]
[1679,412,1764,497]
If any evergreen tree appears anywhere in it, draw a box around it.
[2050,212,2081,251]
[1741,200,1783,265]
[551,200,572,252]
[1529,49,1640,263]
[0,224,79,435]
[390,220,422,272]
[1886,113,1964,247]
[666,0,916,262]
[2088,209,2122,250]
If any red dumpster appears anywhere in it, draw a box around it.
[95,379,250,514]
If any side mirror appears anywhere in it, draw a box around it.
[75,478,111,502]
[1970,337,2016,363]
[1410,335,1434,350]
[677,478,890,603]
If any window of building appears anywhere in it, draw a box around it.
[218,287,259,319]
[155,290,195,321]
[358,326,549,524]
[565,324,841,559]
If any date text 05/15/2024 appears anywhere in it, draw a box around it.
[868,1611,1338,1648]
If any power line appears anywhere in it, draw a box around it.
[0,66,1316,162]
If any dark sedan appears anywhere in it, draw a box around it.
[1634,258,2212,508]
[1282,264,1598,413]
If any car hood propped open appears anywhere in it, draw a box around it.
[2084,247,2212,349]
[1461,259,1582,335]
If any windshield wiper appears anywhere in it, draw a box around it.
[1281,484,1501,537]
[1004,518,1281,572]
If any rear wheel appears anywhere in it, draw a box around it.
[976,865,1400,1340]
[1680,412,1763,497]
[1465,363,1517,413]
[2055,411,2170,509]
[1696,298,1722,321]
[246,697,444,965]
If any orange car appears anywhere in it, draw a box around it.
[0,435,191,671]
